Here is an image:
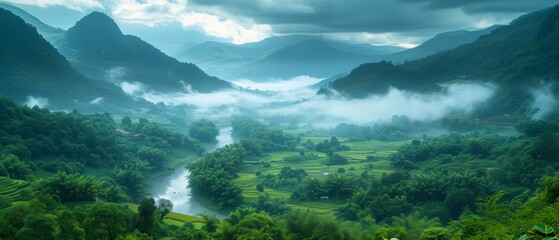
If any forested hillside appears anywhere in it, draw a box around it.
[0,7,137,111]
[0,98,202,199]
[326,6,559,116]
[59,12,231,93]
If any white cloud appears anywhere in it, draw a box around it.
[25,96,49,108]
[325,32,422,48]
[130,75,496,125]
[120,81,146,95]
[530,84,558,119]
[1,0,103,11]
[89,97,104,105]
[232,76,322,91]
[112,0,187,26]
[179,12,271,44]
[111,0,271,43]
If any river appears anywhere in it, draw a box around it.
[149,127,234,216]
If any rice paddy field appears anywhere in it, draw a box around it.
[0,176,30,201]
[232,138,409,216]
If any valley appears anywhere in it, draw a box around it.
[0,2,559,240]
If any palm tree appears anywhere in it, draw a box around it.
[391,211,441,240]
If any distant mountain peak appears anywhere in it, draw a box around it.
[69,11,122,35]
[64,11,127,60]
[66,11,123,42]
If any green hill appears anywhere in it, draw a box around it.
[0,7,137,111]
[325,5,559,116]
[60,12,231,93]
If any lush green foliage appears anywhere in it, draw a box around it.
[189,119,219,143]
[232,119,298,152]
[188,145,246,209]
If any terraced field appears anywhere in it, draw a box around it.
[124,203,205,228]
[0,176,30,201]
[233,138,409,215]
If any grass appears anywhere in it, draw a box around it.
[124,203,205,228]
[0,176,30,201]
[233,139,408,215]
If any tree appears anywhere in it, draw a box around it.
[198,213,220,233]
[172,222,214,240]
[0,154,32,179]
[419,227,450,240]
[16,213,56,240]
[326,153,349,165]
[84,203,128,240]
[137,147,168,170]
[444,188,476,219]
[156,198,173,220]
[55,210,85,240]
[137,198,157,236]
[391,211,441,240]
[189,119,219,143]
[233,212,285,240]
[121,116,132,127]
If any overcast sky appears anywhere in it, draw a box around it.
[1,0,557,49]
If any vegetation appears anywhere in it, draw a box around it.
[324,5,559,116]
[182,118,559,239]
[2,3,559,240]
[189,119,219,143]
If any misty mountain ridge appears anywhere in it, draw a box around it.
[0,7,138,111]
[325,5,559,117]
[57,11,231,93]
[0,3,64,43]
[175,35,404,81]
[383,26,500,63]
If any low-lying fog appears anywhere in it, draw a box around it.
[120,75,501,126]
[25,67,558,125]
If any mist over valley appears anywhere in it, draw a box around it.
[1,1,559,240]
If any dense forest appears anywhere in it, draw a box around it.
[2,96,559,239]
[184,117,559,239]
[0,97,209,239]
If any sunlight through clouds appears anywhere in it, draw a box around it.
[179,12,271,44]
[1,0,103,11]
[111,0,271,43]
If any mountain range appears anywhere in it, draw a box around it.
[324,5,559,116]
[176,25,498,81]
[0,3,64,43]
[57,12,231,93]
[382,26,500,63]
[0,7,138,111]
[175,35,404,81]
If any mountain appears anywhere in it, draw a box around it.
[0,3,64,43]
[324,5,559,115]
[175,35,404,81]
[311,73,348,89]
[0,7,137,111]
[58,12,231,93]
[384,26,499,63]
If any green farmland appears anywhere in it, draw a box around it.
[233,139,409,215]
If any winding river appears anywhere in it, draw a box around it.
[149,127,234,216]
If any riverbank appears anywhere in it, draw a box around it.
[149,127,234,217]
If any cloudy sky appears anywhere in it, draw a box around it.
[1,0,557,50]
